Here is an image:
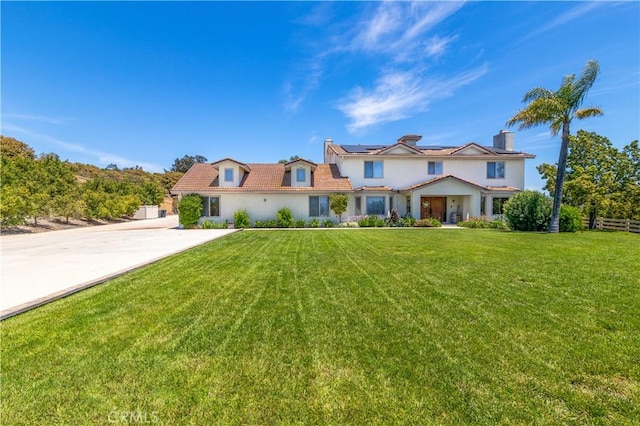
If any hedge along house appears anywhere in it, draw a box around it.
[171,131,535,224]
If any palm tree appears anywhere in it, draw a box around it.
[507,60,603,233]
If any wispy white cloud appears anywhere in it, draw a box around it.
[424,35,458,59]
[338,65,487,133]
[285,1,465,114]
[523,2,608,41]
[351,1,463,61]
[307,132,319,145]
[1,123,163,172]
[3,113,74,125]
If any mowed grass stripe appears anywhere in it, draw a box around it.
[2,229,639,424]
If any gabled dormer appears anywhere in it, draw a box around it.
[284,158,317,187]
[376,142,424,155]
[449,143,496,156]
[211,158,251,188]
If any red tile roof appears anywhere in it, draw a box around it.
[172,162,352,193]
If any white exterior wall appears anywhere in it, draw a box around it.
[199,192,337,223]
[340,156,525,190]
[443,158,525,189]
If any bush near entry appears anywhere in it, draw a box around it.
[178,194,203,227]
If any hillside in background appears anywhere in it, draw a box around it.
[1,135,183,232]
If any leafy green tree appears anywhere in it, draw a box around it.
[178,194,203,227]
[0,136,35,160]
[54,192,87,223]
[0,185,28,226]
[138,181,165,205]
[537,132,640,221]
[507,60,603,233]
[157,171,184,193]
[171,155,208,173]
[278,155,300,164]
[329,193,349,221]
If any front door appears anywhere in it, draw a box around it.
[420,196,445,221]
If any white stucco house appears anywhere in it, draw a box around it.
[171,130,535,224]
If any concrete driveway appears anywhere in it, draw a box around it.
[1,216,237,319]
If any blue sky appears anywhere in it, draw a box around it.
[2,1,638,190]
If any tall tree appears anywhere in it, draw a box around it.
[507,60,603,233]
[536,131,636,221]
[171,155,207,173]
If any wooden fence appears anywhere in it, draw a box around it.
[582,217,640,233]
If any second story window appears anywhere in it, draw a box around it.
[428,161,443,175]
[296,168,306,182]
[364,161,383,178]
[224,168,234,182]
[487,162,505,179]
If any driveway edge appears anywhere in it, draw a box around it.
[1,229,241,321]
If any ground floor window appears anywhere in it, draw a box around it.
[309,196,329,217]
[480,195,486,216]
[201,196,220,217]
[366,196,385,215]
[355,196,362,215]
[492,197,509,215]
[406,196,411,215]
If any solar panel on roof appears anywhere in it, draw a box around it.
[340,145,387,153]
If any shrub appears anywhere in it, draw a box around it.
[386,209,402,227]
[503,191,552,231]
[276,207,295,228]
[233,209,250,228]
[323,219,335,228]
[491,218,508,230]
[457,216,507,230]
[253,219,276,228]
[178,194,203,227]
[202,220,228,229]
[401,215,416,227]
[307,218,320,228]
[559,205,583,232]
[415,218,442,227]
[295,218,306,228]
[337,221,360,228]
[357,215,385,227]
[457,217,490,228]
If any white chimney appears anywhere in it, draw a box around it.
[324,138,334,164]
[493,130,514,151]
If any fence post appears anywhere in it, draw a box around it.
[626,219,630,232]
[597,217,603,230]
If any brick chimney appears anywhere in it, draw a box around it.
[397,134,422,146]
[493,130,514,151]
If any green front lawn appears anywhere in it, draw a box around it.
[2,230,639,424]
